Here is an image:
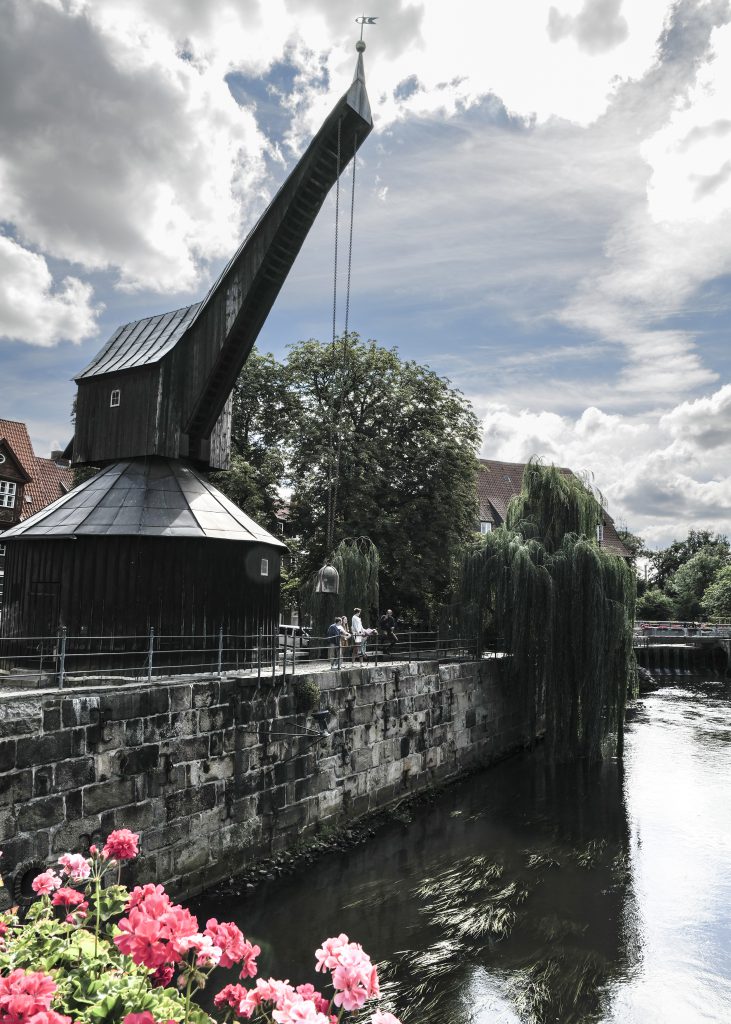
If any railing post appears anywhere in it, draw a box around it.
[58,626,67,690]
[408,629,412,661]
[283,630,288,679]
[217,625,224,677]
[257,627,262,682]
[147,626,154,683]
[272,631,276,681]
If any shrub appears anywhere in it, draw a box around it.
[0,831,402,1024]
[292,678,320,714]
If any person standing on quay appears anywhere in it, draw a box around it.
[351,607,366,663]
[380,609,398,657]
[327,617,342,669]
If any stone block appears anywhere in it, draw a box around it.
[124,718,145,746]
[61,696,100,728]
[55,757,96,790]
[1,829,50,867]
[16,732,72,770]
[0,698,43,737]
[16,795,65,832]
[169,685,192,712]
[64,789,83,821]
[50,815,101,854]
[42,706,62,732]
[0,768,32,807]
[192,681,219,708]
[120,745,160,776]
[143,714,173,744]
[83,779,135,816]
[165,782,217,822]
[199,705,233,733]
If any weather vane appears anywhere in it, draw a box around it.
[355,15,377,50]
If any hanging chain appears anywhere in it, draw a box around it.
[325,119,342,554]
[331,134,359,542]
[344,133,357,340]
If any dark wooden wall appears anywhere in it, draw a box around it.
[73,368,166,466]
[0,536,280,644]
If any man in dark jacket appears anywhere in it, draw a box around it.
[326,617,343,669]
[379,609,398,657]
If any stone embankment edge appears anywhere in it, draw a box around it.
[0,660,536,902]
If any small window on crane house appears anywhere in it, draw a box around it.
[480,521,492,534]
[110,389,121,408]
[596,523,604,544]
[260,558,269,577]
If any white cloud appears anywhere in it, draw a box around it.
[0,0,271,295]
[479,385,731,548]
[548,0,629,55]
[0,235,100,346]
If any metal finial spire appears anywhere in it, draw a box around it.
[355,15,377,51]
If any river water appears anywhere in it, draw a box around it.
[198,682,731,1023]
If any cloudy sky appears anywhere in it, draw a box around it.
[1,0,730,548]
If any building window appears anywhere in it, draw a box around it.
[0,481,17,508]
[480,521,492,534]
[110,389,121,408]
[260,558,269,577]
[596,523,604,544]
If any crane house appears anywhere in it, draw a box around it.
[0,49,372,672]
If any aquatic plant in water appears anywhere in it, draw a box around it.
[0,832,402,1024]
[460,460,636,762]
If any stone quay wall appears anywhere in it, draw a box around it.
[0,660,532,898]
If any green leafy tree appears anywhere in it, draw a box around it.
[701,565,731,620]
[648,529,729,589]
[636,587,676,621]
[209,351,293,532]
[669,548,728,620]
[284,333,480,622]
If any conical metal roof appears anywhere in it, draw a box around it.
[2,458,286,546]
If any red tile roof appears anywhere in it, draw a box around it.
[477,458,630,558]
[0,420,73,521]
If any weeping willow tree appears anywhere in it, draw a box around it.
[461,461,635,762]
[301,537,380,641]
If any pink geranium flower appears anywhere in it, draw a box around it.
[57,853,90,881]
[102,828,139,861]
[213,983,249,1010]
[51,887,86,909]
[126,884,168,911]
[25,1011,72,1024]
[204,918,249,969]
[150,965,174,989]
[370,1013,402,1024]
[30,871,61,896]
[315,934,349,973]
[239,938,261,979]
[273,999,331,1024]
[0,969,60,1024]
[122,1014,155,1024]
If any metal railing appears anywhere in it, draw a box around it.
[634,620,731,641]
[0,627,479,690]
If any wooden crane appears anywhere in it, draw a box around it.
[71,51,372,470]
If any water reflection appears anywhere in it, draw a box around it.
[196,681,731,1023]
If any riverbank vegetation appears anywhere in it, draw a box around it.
[460,461,635,762]
[0,830,401,1024]
[633,528,731,621]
